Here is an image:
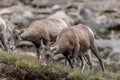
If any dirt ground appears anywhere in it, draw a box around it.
[0,64,72,80]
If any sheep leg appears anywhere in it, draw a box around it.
[85,53,93,71]
[64,56,69,65]
[90,41,105,72]
[73,45,80,69]
[79,55,86,72]
[0,33,7,51]
[34,44,41,60]
[63,53,73,68]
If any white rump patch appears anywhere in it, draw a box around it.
[0,17,6,31]
[86,27,94,37]
[58,18,68,28]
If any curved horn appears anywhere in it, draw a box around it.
[41,39,45,48]
[50,46,58,54]
[0,17,6,31]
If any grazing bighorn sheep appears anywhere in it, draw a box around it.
[0,17,8,51]
[9,18,68,59]
[45,24,105,72]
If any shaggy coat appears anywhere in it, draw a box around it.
[48,24,105,72]
[9,18,68,59]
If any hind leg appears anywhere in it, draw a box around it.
[90,41,105,72]
[79,55,86,72]
[63,53,73,68]
[72,45,80,69]
[85,52,93,71]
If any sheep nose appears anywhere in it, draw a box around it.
[10,46,15,51]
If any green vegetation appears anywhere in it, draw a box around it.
[0,50,67,74]
[0,50,119,80]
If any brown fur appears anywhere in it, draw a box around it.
[9,18,68,59]
[21,18,67,44]
[49,24,105,72]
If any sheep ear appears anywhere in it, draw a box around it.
[19,29,24,34]
[14,28,24,35]
[41,39,46,49]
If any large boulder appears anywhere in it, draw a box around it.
[78,8,99,32]
[0,8,12,15]
[10,13,30,27]
[7,5,35,27]
[107,48,120,61]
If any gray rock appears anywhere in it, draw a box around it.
[95,15,111,28]
[9,5,26,14]
[71,0,120,33]
[19,0,33,4]
[32,8,53,14]
[23,11,34,19]
[10,13,30,27]
[78,8,98,32]
[13,49,36,57]
[48,0,71,5]
[84,0,120,12]
[108,48,120,61]
[51,5,62,11]
[31,0,53,8]
[0,8,12,15]
[0,0,14,7]
[95,39,120,48]
[34,14,47,20]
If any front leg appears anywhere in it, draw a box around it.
[73,44,80,69]
[34,43,41,60]
[63,53,73,68]
[85,53,93,71]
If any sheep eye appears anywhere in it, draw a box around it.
[15,36,19,39]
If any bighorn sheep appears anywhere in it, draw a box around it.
[0,17,8,51]
[45,24,105,72]
[9,18,68,59]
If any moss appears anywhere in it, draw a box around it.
[90,77,101,80]
[0,51,67,74]
[40,65,66,74]
[0,53,5,63]
[116,74,120,80]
